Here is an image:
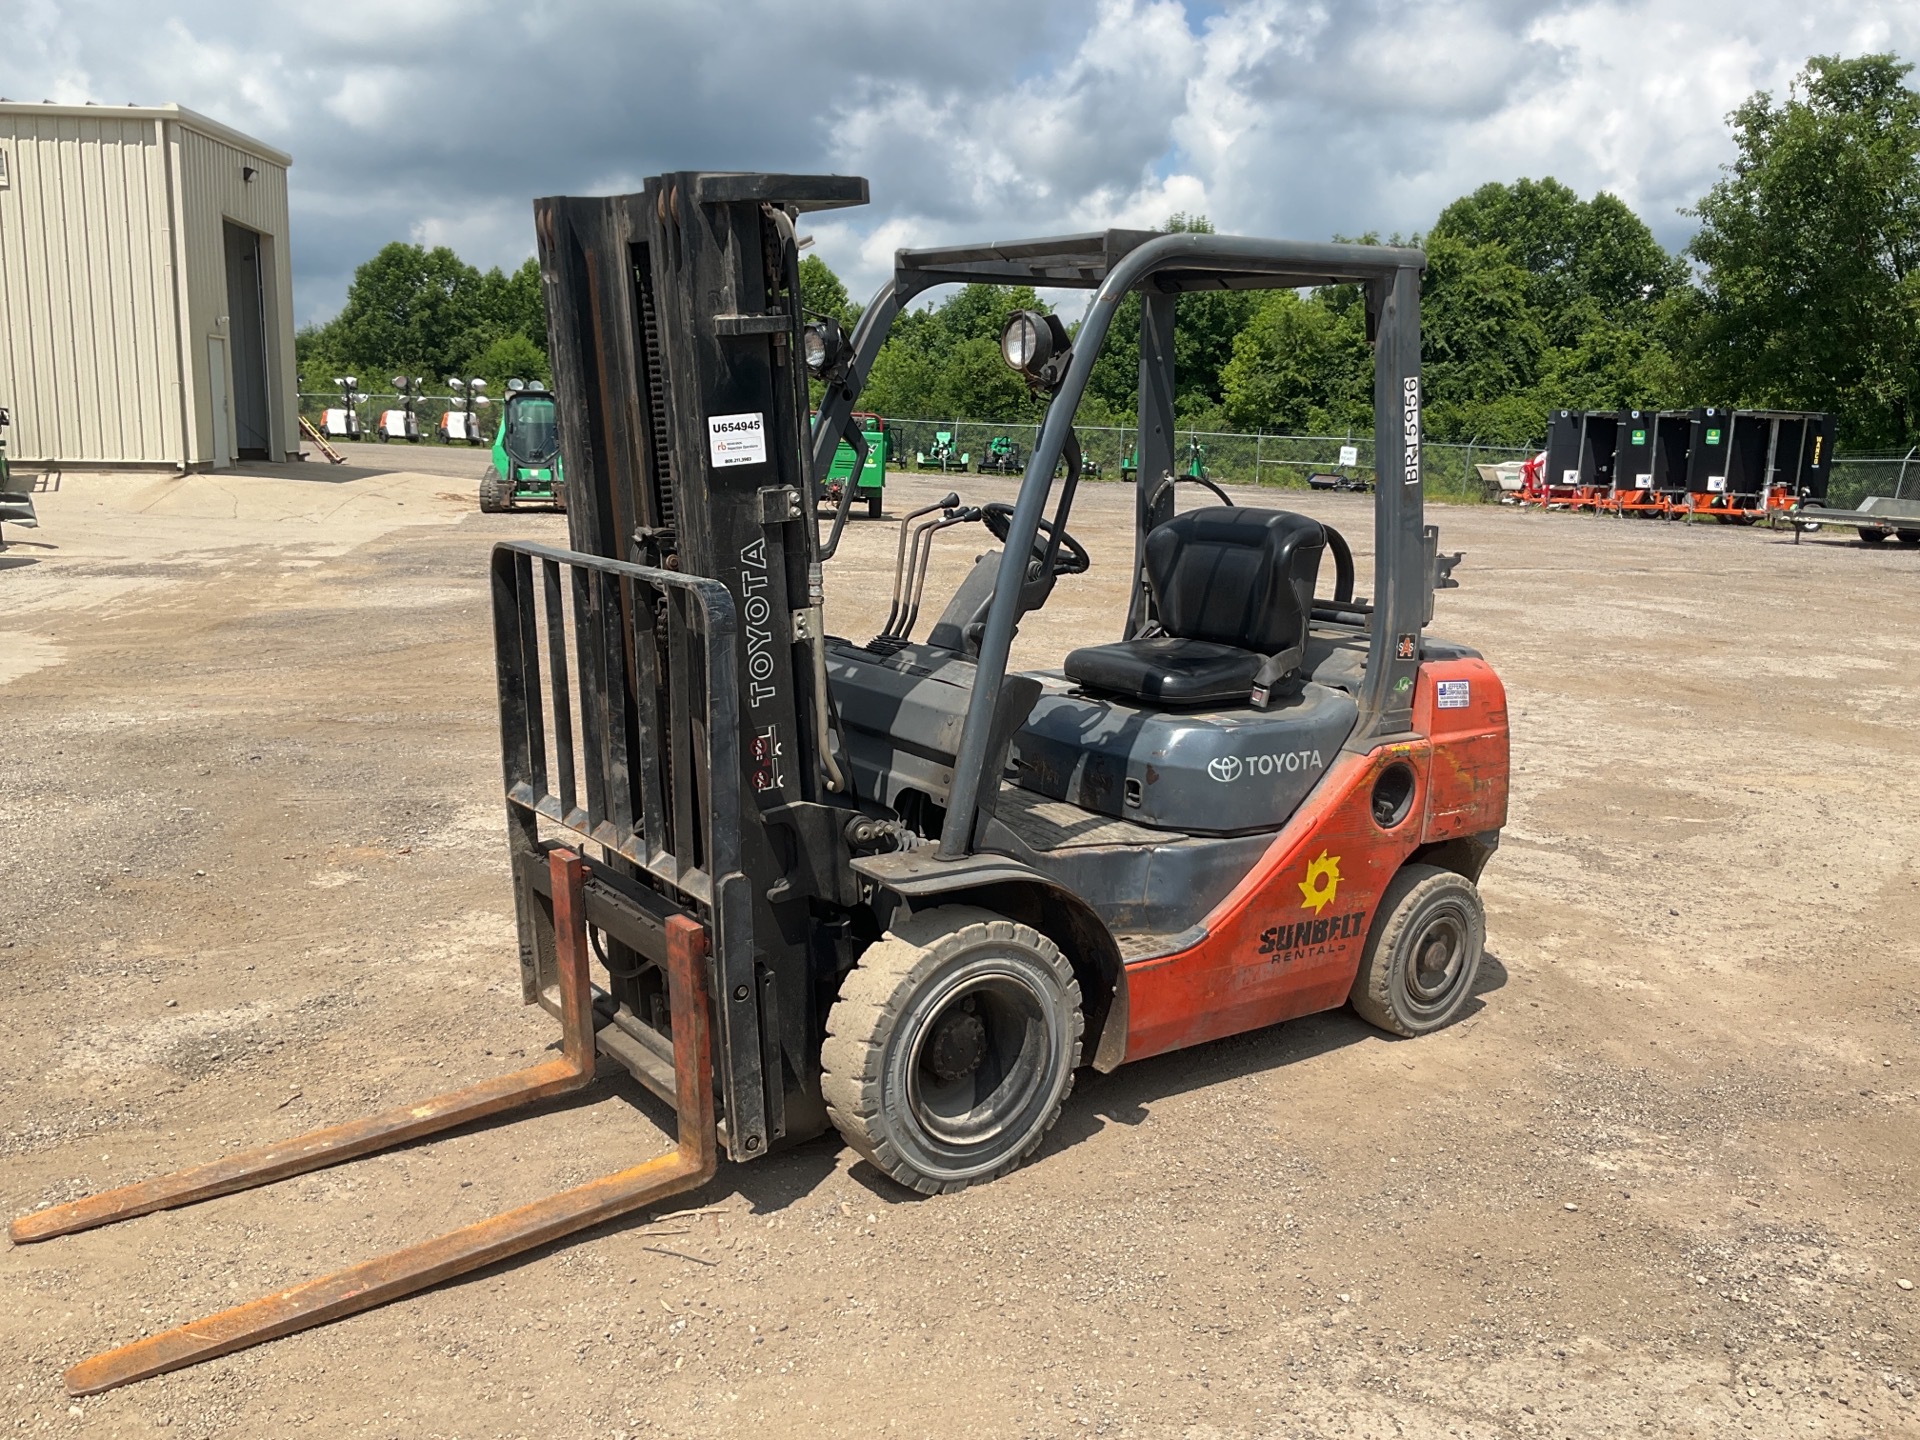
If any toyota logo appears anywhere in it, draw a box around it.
[1207,755,1242,783]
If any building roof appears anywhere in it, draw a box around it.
[0,101,292,168]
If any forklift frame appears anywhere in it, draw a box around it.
[18,176,1494,1394]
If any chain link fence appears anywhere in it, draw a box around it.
[300,395,1913,510]
[1827,451,1920,510]
[879,419,1533,503]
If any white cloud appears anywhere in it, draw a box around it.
[4,0,1917,323]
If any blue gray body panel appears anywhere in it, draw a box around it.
[1009,676,1359,835]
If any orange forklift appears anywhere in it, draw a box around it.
[13,174,1510,1393]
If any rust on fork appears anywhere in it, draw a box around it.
[11,848,601,1247]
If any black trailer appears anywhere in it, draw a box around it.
[1723,410,1835,505]
[1679,407,1733,497]
[1541,408,1619,498]
[1610,409,1657,503]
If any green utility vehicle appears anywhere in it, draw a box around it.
[479,381,566,513]
[914,429,969,472]
[822,412,889,518]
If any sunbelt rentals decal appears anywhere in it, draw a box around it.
[1257,849,1369,962]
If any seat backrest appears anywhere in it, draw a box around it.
[1145,507,1325,653]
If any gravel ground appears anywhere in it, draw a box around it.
[2,445,1916,1438]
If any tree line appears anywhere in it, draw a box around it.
[303,53,1920,450]
[296,248,550,398]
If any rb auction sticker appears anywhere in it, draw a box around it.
[708,412,767,468]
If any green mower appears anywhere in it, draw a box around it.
[914,429,970,472]
[978,434,1021,475]
[479,381,566,513]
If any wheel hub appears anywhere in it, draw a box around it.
[1409,916,1464,1003]
[923,1000,987,1084]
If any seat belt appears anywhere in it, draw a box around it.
[1249,644,1306,710]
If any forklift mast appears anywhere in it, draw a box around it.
[521,174,868,1159]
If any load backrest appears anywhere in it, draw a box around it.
[1145,507,1325,655]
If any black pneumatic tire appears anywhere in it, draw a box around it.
[478,468,509,513]
[1897,528,1920,546]
[1348,864,1486,1037]
[822,906,1082,1195]
[867,491,883,519]
[1861,527,1891,544]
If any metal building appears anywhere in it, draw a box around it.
[0,102,298,468]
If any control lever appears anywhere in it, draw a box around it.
[877,493,958,640]
[897,508,982,642]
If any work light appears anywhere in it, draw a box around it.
[1001,311,1049,373]
[803,319,843,377]
[1000,310,1072,388]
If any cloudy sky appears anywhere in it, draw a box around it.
[8,0,1918,325]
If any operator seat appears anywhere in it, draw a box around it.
[1063,507,1325,707]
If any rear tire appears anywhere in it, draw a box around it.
[1861,527,1891,544]
[1348,864,1485,1037]
[478,468,509,513]
[1897,529,1920,546]
[822,906,1082,1195]
[866,491,883,520]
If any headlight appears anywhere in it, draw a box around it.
[1000,312,1047,373]
[803,319,842,377]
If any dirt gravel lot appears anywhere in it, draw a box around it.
[3,445,1917,1439]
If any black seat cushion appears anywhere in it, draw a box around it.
[1063,636,1262,706]
[1147,507,1325,653]
[1063,507,1325,706]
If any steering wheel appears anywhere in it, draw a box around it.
[980,502,1091,576]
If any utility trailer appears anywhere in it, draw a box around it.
[1685,410,1834,523]
[17,174,1510,1395]
[1601,409,1659,515]
[1789,494,1920,545]
[1528,409,1618,508]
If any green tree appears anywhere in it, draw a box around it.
[799,253,861,330]
[1432,179,1683,341]
[1220,290,1369,435]
[860,283,1052,423]
[470,257,547,355]
[327,242,487,381]
[469,332,551,396]
[1420,234,1548,442]
[1686,53,1920,446]
[1079,213,1255,430]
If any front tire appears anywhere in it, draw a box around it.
[822,906,1082,1195]
[1348,864,1485,1036]
[866,491,883,519]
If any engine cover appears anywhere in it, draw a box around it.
[1009,674,1359,835]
